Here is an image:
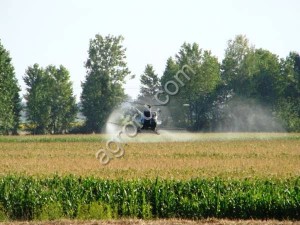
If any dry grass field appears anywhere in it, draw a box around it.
[0,132,299,179]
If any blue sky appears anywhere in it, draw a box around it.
[1,0,299,101]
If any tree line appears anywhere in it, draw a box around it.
[139,35,300,132]
[0,34,299,135]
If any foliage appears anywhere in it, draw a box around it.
[160,57,185,127]
[1,33,300,133]
[276,97,300,132]
[24,64,77,134]
[0,176,299,220]
[0,40,21,135]
[81,34,130,133]
[221,34,253,94]
[156,35,299,131]
[138,64,160,104]
[160,43,220,129]
[275,52,300,131]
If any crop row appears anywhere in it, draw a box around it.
[0,176,299,220]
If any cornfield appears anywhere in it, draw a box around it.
[0,175,299,221]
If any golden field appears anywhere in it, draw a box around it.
[0,132,299,179]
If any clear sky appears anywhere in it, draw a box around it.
[1,0,299,101]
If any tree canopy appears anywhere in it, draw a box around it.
[1,34,300,134]
[81,34,130,133]
[0,40,21,135]
[24,64,77,134]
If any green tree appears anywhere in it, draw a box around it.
[220,36,284,131]
[276,98,300,132]
[160,57,183,127]
[24,64,50,134]
[250,48,281,103]
[0,40,21,135]
[46,65,77,133]
[176,43,220,101]
[24,64,77,134]
[175,43,221,129]
[81,34,130,133]
[159,43,220,130]
[161,57,179,87]
[221,35,255,96]
[276,52,300,131]
[138,64,159,103]
[279,52,300,99]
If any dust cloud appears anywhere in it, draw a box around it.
[104,99,286,143]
